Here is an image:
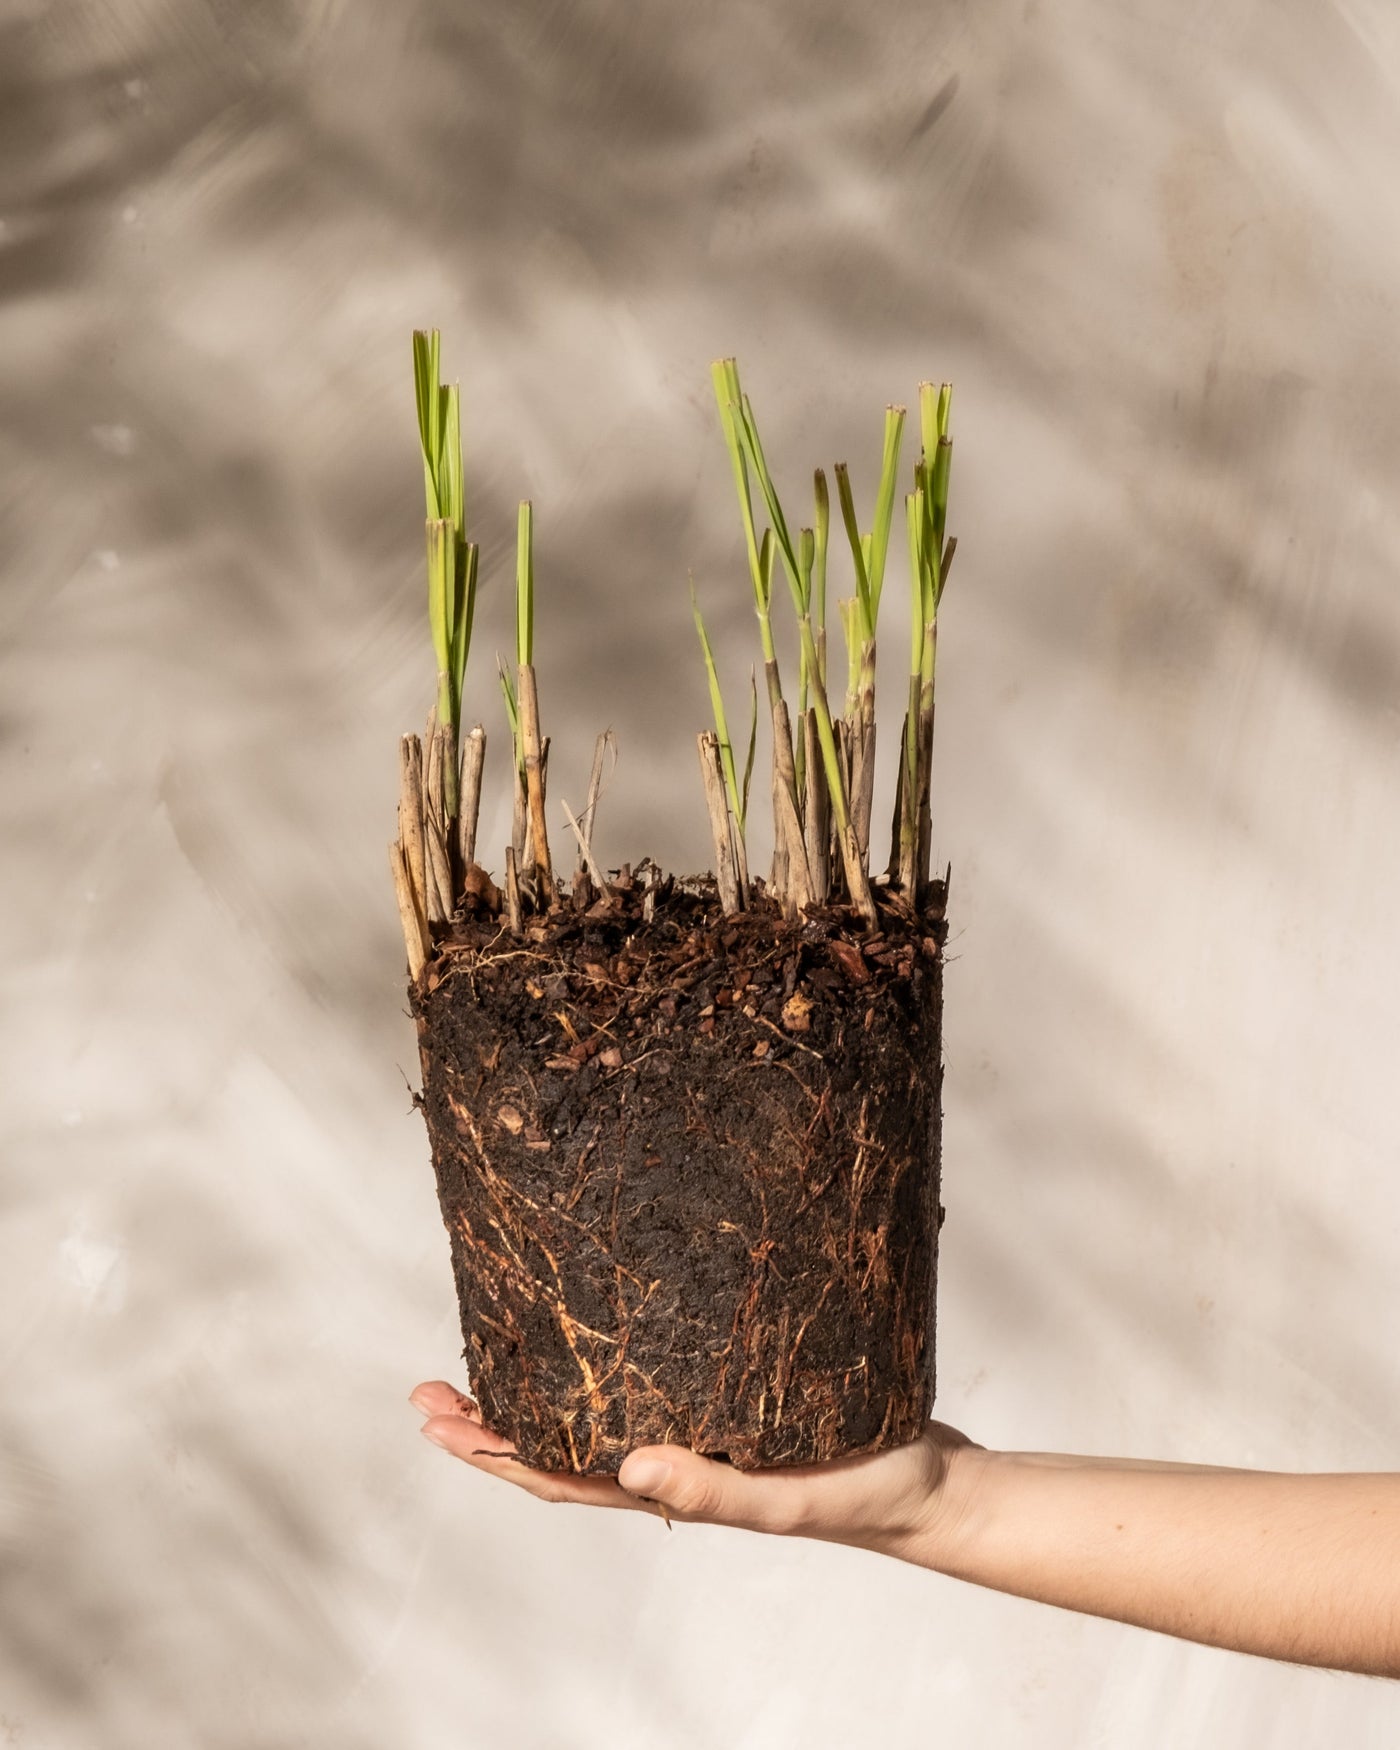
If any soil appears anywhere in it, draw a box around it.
[411,868,946,1474]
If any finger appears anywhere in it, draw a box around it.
[409,1380,479,1420]
[419,1414,666,1518]
[617,1446,818,1535]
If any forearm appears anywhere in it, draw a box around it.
[904,1447,1400,1676]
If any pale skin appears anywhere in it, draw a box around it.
[410,1380,1400,1678]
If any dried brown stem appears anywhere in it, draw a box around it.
[397,734,428,924]
[697,732,741,914]
[388,839,428,981]
[732,808,751,908]
[425,725,453,923]
[504,844,524,935]
[511,759,527,864]
[561,799,611,897]
[771,698,813,919]
[517,663,554,893]
[837,818,878,926]
[580,730,615,864]
[769,764,789,902]
[458,724,486,873]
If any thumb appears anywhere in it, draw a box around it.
[617,1446,810,1535]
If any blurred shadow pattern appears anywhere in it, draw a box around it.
[4,0,1400,1743]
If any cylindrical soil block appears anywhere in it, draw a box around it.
[412,886,944,1473]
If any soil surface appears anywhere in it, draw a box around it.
[412,869,945,1473]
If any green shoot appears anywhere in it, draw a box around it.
[838,598,861,714]
[498,656,520,754]
[831,407,905,648]
[451,541,478,725]
[691,580,746,834]
[426,518,455,743]
[412,330,479,816]
[930,433,952,575]
[733,392,803,605]
[727,389,867,912]
[412,330,443,520]
[865,406,906,626]
[833,464,871,657]
[711,360,778,674]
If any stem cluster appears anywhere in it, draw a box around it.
[392,332,617,973]
[694,359,956,928]
[390,335,959,985]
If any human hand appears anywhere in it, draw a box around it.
[409,1379,983,1563]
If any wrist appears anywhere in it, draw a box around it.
[891,1439,999,1573]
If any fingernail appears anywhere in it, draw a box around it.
[619,1457,670,1496]
[409,1390,433,1414]
[420,1422,450,1449]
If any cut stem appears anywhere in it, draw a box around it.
[504,844,523,935]
[698,731,741,914]
[424,724,453,922]
[561,799,611,897]
[580,729,615,863]
[458,724,486,872]
[517,662,553,893]
[772,697,813,917]
[389,840,429,982]
[397,734,428,926]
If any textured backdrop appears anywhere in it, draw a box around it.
[4,1,1400,1744]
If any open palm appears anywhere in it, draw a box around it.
[410,1378,977,1556]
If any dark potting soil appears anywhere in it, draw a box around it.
[411,869,945,1474]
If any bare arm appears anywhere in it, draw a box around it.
[923,1447,1400,1676]
[411,1381,1400,1678]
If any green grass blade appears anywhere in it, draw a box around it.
[741,666,758,826]
[735,392,803,610]
[838,596,861,714]
[795,613,850,835]
[426,518,454,731]
[412,330,443,521]
[443,382,464,539]
[937,381,952,441]
[515,500,534,667]
[756,528,775,616]
[865,404,905,623]
[497,656,521,769]
[832,463,871,638]
[451,540,477,720]
[796,527,815,720]
[691,580,743,829]
[711,359,763,600]
[931,433,952,563]
[906,490,926,674]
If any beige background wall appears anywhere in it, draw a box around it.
[4,0,1400,1743]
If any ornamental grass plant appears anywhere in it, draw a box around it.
[393,335,955,1472]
